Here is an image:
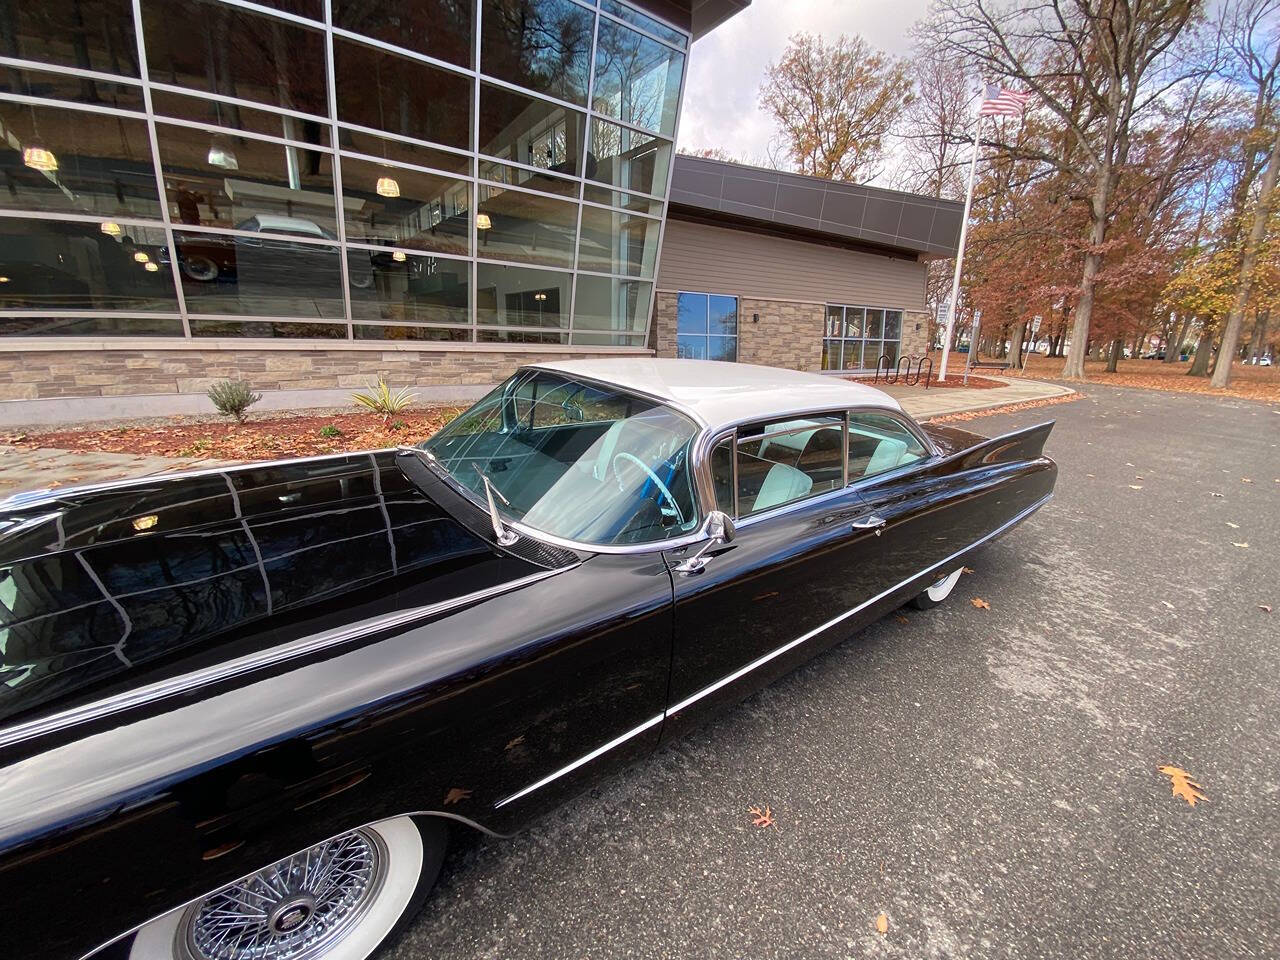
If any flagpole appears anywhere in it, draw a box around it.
[938,119,983,383]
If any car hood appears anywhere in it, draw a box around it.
[0,450,574,730]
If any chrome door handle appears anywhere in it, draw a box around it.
[852,514,887,535]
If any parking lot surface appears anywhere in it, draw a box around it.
[391,384,1279,959]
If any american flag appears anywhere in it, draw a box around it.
[979,84,1033,117]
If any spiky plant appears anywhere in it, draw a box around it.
[351,378,417,424]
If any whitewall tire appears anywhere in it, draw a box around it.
[908,568,963,610]
[128,815,446,960]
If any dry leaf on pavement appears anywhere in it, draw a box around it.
[894,614,909,624]
[443,787,473,806]
[1241,478,1253,483]
[963,566,975,574]
[970,598,991,610]
[875,913,889,935]
[1129,484,1143,490]
[1226,521,1240,528]
[748,805,775,828]
[1233,542,1249,548]
[1158,766,1206,807]
[1260,605,1273,613]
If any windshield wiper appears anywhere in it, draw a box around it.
[398,445,518,547]
[472,464,519,546]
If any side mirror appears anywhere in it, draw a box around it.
[676,510,736,575]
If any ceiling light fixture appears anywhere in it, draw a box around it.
[133,251,150,263]
[131,514,159,531]
[23,141,58,172]
[475,213,492,231]
[100,221,123,237]
[144,261,159,272]
[376,175,401,198]
[392,250,407,262]
[534,292,548,301]
[206,135,239,171]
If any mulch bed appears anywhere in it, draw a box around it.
[848,373,1007,390]
[926,393,1083,424]
[11,408,464,462]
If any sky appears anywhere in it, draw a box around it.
[677,0,933,166]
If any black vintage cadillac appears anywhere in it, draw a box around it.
[0,359,1056,960]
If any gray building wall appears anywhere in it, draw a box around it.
[655,218,929,310]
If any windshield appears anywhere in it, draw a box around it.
[422,370,702,546]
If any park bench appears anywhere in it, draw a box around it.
[968,360,1012,372]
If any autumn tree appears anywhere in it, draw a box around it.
[920,0,1204,380]
[759,33,914,183]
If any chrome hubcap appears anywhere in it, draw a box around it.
[180,829,387,960]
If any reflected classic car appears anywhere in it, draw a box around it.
[0,359,1056,960]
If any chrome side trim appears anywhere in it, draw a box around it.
[0,567,569,751]
[493,492,1053,808]
[493,712,664,808]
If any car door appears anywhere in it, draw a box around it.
[660,412,894,741]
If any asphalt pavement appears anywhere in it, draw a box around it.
[390,383,1280,960]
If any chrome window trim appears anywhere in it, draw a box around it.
[0,566,571,751]
[495,491,1054,808]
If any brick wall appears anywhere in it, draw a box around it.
[0,345,645,401]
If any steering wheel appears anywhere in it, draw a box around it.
[611,452,685,525]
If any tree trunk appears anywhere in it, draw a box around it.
[1061,170,1111,380]
[1106,337,1123,372]
[1010,320,1027,367]
[1164,314,1190,363]
[1212,123,1280,388]
[1248,309,1270,361]
[1187,329,1213,376]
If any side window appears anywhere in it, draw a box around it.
[847,413,928,481]
[735,416,843,516]
[710,435,734,514]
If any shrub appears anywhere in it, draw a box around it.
[319,425,342,438]
[388,419,407,431]
[351,378,417,424]
[207,380,262,423]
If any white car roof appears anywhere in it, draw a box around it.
[527,358,904,429]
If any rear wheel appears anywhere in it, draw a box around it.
[128,815,446,960]
[908,568,962,610]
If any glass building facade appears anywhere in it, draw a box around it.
[0,0,688,346]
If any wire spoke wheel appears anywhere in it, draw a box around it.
[179,830,388,960]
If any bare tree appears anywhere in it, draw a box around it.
[759,33,915,183]
[897,52,973,200]
[920,0,1203,379]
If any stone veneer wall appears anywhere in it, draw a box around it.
[900,311,931,359]
[0,344,649,401]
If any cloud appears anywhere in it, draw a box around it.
[678,0,931,167]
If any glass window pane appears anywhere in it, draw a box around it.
[884,309,902,340]
[0,219,177,311]
[824,305,843,338]
[709,295,737,335]
[821,338,840,370]
[478,159,581,198]
[336,129,470,176]
[476,184,578,269]
[334,37,472,150]
[707,335,736,362]
[151,90,330,145]
[592,19,684,137]
[841,341,862,370]
[676,335,706,359]
[573,275,650,333]
[0,102,161,220]
[676,292,707,334]
[583,187,663,215]
[333,0,473,68]
[341,157,470,255]
[0,316,185,336]
[587,119,671,196]
[737,415,844,515]
[143,0,328,116]
[155,122,337,234]
[710,436,733,514]
[881,340,899,366]
[571,332,646,345]
[864,307,884,339]
[848,412,928,480]
[173,230,344,318]
[479,83,586,178]
[477,327,568,343]
[577,207,660,277]
[348,250,469,325]
[188,318,347,338]
[0,65,144,111]
[481,0,594,106]
[476,262,570,328]
[3,0,140,76]
[601,0,688,49]
[354,324,471,341]
[844,306,863,338]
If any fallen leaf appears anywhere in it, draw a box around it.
[963,566,975,574]
[876,912,889,935]
[1226,521,1240,529]
[1211,492,1225,498]
[1128,484,1143,490]
[1158,766,1206,807]
[1241,478,1253,483]
[748,805,775,828]
[1233,542,1249,548]
[1260,605,1273,613]
[1161,600,1175,609]
[504,735,526,751]
[894,614,909,624]
[970,597,991,610]
[443,787,473,806]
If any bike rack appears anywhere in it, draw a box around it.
[872,355,933,388]
[872,354,893,383]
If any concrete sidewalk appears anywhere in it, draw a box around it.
[0,376,1073,499]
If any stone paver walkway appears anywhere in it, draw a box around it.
[0,377,1073,500]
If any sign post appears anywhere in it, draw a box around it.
[1025,315,1041,371]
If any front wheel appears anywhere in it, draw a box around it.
[128,815,447,960]
[908,568,963,610]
